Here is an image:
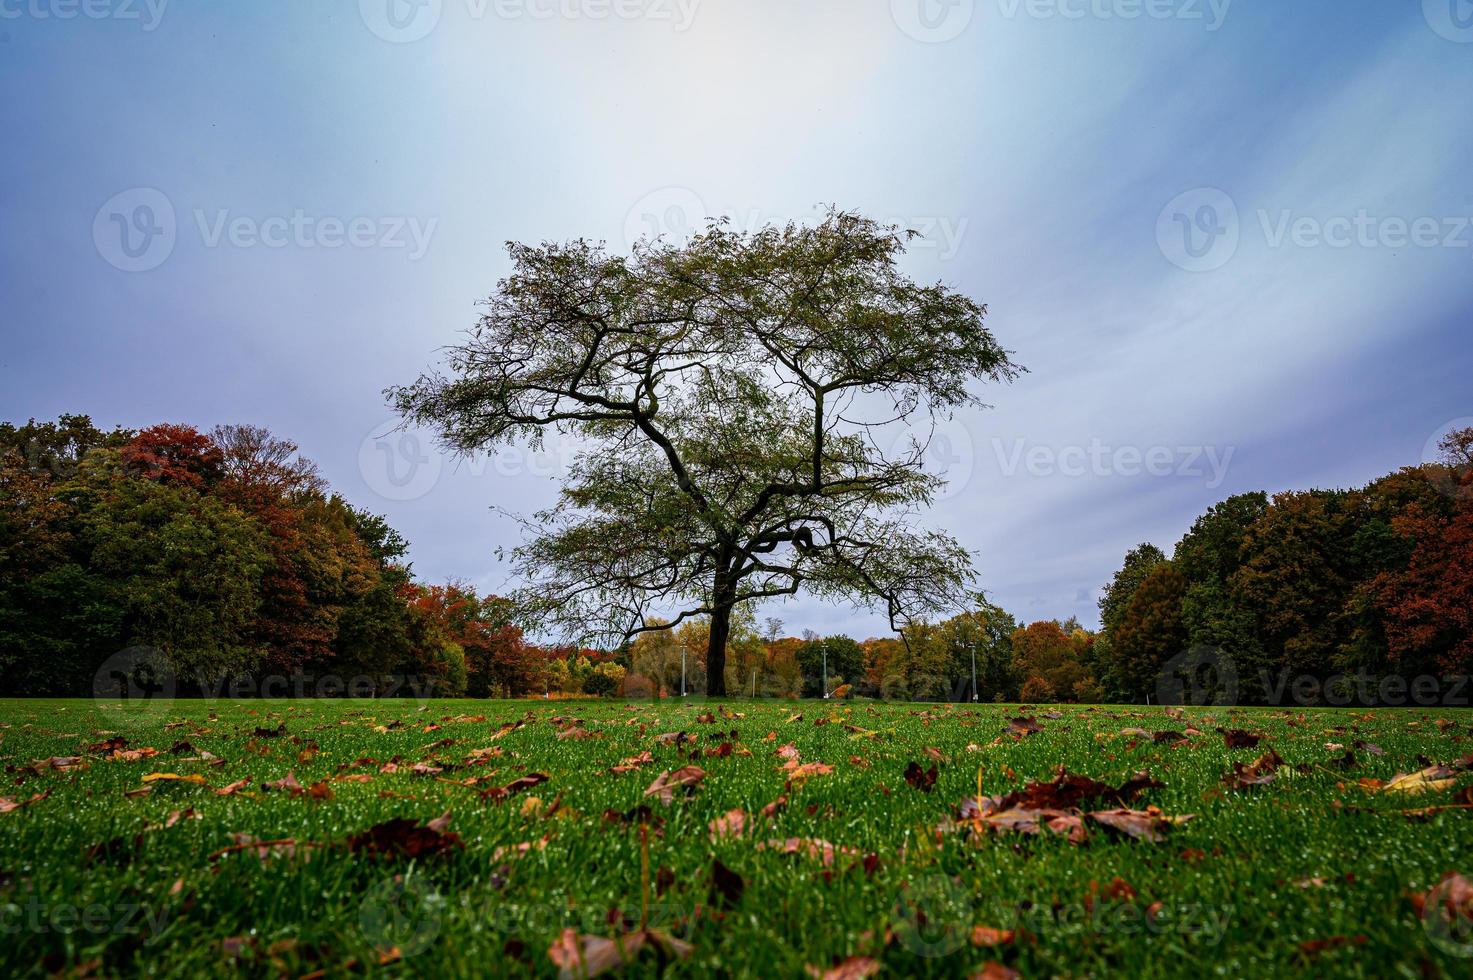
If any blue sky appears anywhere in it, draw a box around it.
[3,0,1471,638]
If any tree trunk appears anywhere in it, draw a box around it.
[707,603,731,697]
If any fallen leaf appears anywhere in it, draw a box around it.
[643,766,706,805]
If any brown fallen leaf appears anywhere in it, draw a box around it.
[547,927,692,980]
[969,963,1020,980]
[345,811,463,859]
[903,761,938,792]
[0,790,51,813]
[709,808,748,841]
[611,751,654,774]
[710,857,745,908]
[805,955,880,980]
[1088,807,1195,842]
[643,766,706,805]
[757,838,858,867]
[1219,728,1260,749]
[481,772,551,803]
[1006,717,1042,738]
[215,777,252,796]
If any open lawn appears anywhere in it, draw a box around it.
[2,697,1472,978]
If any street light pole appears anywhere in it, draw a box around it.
[821,642,828,699]
[971,647,978,702]
[681,647,687,697]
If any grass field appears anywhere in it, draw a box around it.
[2,696,1472,978]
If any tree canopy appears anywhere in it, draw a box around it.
[392,208,1020,694]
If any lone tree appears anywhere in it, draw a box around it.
[391,209,1019,695]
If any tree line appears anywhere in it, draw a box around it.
[3,415,1467,703]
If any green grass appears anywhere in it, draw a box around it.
[1,697,1471,978]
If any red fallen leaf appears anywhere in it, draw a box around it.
[264,772,303,794]
[0,790,51,813]
[710,857,745,908]
[108,747,160,762]
[706,742,734,759]
[410,761,444,776]
[345,811,463,858]
[848,755,871,769]
[903,761,938,792]
[335,773,373,784]
[1153,730,1187,743]
[969,964,1020,980]
[88,736,128,754]
[1087,807,1195,842]
[782,761,834,781]
[1408,871,1473,926]
[760,794,789,819]
[643,766,706,805]
[1219,728,1260,749]
[757,838,858,867]
[611,751,655,773]
[969,925,1016,947]
[654,731,694,746]
[215,778,252,796]
[695,712,717,724]
[481,772,551,803]
[805,956,880,980]
[1297,935,1367,960]
[1006,717,1042,737]
[547,927,692,979]
[709,808,748,841]
[307,780,334,801]
[923,746,947,762]
[776,743,801,761]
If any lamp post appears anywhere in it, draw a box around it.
[970,647,979,702]
[680,647,687,697]
[821,642,829,699]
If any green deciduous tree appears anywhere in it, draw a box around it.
[391,209,1019,695]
